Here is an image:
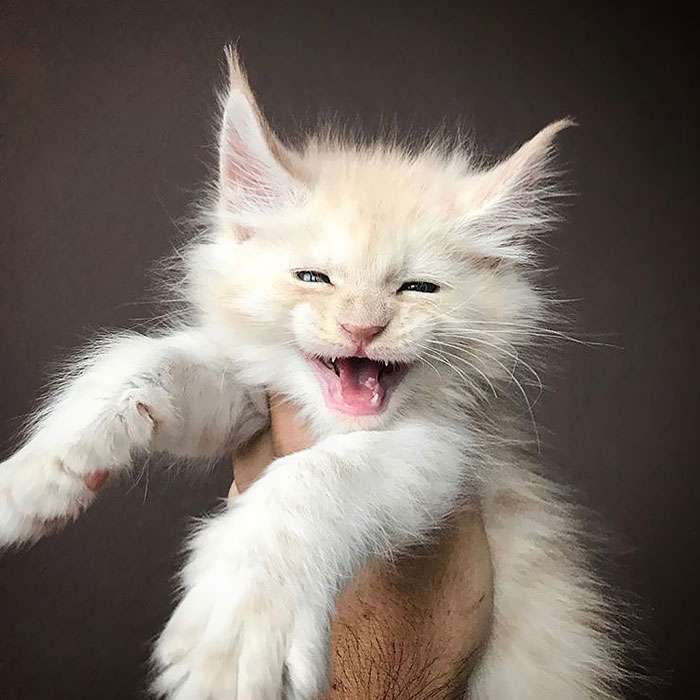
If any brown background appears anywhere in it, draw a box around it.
[0,2,697,698]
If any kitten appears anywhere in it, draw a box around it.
[0,49,626,699]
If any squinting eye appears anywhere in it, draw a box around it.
[295,270,332,284]
[397,281,440,294]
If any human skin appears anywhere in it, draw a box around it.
[232,397,494,699]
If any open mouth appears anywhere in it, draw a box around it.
[306,355,410,416]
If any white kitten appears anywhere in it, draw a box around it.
[0,48,626,699]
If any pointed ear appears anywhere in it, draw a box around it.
[217,47,305,237]
[459,119,574,265]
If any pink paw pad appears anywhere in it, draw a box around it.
[83,470,109,492]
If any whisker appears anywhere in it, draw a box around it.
[415,353,443,382]
[440,318,616,348]
[437,332,544,399]
[433,343,542,451]
[426,345,497,398]
[425,350,481,396]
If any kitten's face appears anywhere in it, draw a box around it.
[196,155,540,426]
[192,51,565,428]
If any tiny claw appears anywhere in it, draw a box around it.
[136,401,154,424]
[84,470,109,492]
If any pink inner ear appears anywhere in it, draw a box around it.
[220,133,288,240]
[220,130,294,218]
[218,91,300,221]
[222,134,274,200]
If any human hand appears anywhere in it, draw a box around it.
[231,394,311,497]
[231,395,495,699]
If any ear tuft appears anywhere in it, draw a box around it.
[223,45,245,89]
[459,119,575,264]
[222,46,264,127]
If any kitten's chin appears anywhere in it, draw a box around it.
[304,354,410,416]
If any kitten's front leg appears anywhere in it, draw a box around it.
[0,329,264,547]
[153,423,467,699]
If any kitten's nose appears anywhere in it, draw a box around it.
[340,323,386,344]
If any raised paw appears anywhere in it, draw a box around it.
[0,391,157,548]
[0,447,105,547]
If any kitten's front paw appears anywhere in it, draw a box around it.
[0,391,159,548]
[0,443,110,547]
[152,528,330,699]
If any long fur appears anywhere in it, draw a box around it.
[0,48,628,698]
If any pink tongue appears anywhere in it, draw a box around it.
[336,358,385,410]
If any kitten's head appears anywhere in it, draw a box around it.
[190,49,571,430]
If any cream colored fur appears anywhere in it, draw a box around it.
[0,48,626,698]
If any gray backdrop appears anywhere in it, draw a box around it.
[0,2,696,698]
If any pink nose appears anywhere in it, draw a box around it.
[340,323,386,344]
